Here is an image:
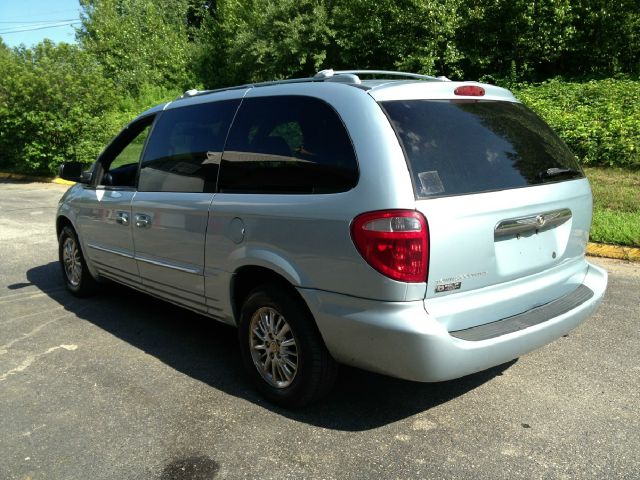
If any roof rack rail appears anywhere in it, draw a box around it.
[176,76,320,100]
[175,68,450,101]
[315,69,449,82]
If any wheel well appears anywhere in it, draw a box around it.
[56,216,73,238]
[232,266,306,324]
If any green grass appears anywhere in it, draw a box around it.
[584,167,640,246]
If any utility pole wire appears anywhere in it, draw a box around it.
[0,22,81,35]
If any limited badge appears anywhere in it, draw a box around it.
[435,281,462,293]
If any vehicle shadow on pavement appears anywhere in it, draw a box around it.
[26,262,515,432]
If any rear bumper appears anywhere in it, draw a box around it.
[299,261,607,382]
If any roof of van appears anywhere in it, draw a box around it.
[138,69,518,118]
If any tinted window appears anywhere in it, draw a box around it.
[380,100,584,198]
[218,96,358,194]
[139,100,240,193]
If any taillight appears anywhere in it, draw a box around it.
[350,210,429,283]
[454,85,485,96]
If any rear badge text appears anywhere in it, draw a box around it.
[435,282,462,293]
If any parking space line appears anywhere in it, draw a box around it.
[0,314,71,354]
[0,304,71,326]
[0,344,78,382]
[0,288,65,304]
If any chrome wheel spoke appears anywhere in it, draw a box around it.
[253,326,267,342]
[275,322,290,340]
[279,361,294,381]
[268,309,275,332]
[275,361,287,382]
[281,356,297,370]
[263,355,272,372]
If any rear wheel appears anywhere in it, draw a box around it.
[238,284,336,407]
[58,225,98,297]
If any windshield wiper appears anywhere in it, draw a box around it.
[537,167,581,180]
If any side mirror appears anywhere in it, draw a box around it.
[59,162,93,184]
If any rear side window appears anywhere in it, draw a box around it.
[218,96,358,194]
[139,100,240,193]
[380,100,584,198]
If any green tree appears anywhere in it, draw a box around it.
[0,41,118,174]
[566,0,640,76]
[197,0,333,87]
[330,0,462,78]
[457,0,575,82]
[195,0,463,89]
[78,0,196,93]
[457,0,639,81]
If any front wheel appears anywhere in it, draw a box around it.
[238,284,337,408]
[58,225,98,297]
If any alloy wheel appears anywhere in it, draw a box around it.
[62,236,82,287]
[249,306,299,388]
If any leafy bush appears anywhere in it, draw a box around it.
[102,83,184,138]
[514,79,640,168]
[0,41,182,176]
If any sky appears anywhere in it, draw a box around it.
[0,0,81,48]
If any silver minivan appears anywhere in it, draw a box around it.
[57,70,607,407]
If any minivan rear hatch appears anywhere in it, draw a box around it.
[378,95,592,331]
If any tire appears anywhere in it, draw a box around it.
[238,284,337,408]
[58,225,98,297]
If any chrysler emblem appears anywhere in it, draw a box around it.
[536,215,546,227]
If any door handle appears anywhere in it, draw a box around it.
[115,211,129,226]
[135,213,152,228]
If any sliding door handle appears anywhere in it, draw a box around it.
[135,213,152,228]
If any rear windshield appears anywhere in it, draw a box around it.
[380,100,584,198]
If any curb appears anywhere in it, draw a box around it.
[587,243,640,262]
[51,178,76,185]
[0,172,75,185]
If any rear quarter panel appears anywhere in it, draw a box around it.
[204,82,425,309]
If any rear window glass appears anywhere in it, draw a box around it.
[380,100,584,198]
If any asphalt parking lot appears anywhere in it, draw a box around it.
[1,180,639,480]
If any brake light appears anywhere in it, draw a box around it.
[454,85,485,96]
[351,210,429,283]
